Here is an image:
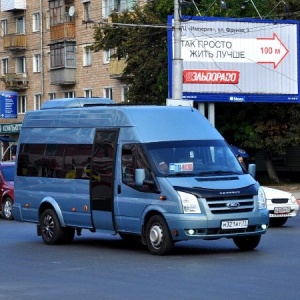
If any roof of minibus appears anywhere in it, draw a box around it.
[21,104,223,142]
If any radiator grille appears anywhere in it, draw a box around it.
[206,195,254,214]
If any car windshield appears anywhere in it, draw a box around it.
[146,140,244,176]
[1,165,15,181]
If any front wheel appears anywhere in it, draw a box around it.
[40,209,64,245]
[233,235,261,251]
[2,197,13,220]
[145,215,173,255]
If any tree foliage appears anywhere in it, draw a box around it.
[216,103,300,154]
[92,0,173,104]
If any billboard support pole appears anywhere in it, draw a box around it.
[172,0,183,101]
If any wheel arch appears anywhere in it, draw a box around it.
[1,191,13,205]
[141,206,168,238]
[38,197,66,227]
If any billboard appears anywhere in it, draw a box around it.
[167,16,300,103]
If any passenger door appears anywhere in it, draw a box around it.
[90,129,119,232]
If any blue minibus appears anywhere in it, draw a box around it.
[13,98,269,255]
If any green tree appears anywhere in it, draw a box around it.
[216,103,300,183]
[92,0,173,104]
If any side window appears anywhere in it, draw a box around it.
[17,143,93,179]
[121,144,156,192]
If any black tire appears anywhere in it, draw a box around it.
[145,215,173,255]
[62,227,75,244]
[2,197,13,220]
[40,209,64,245]
[269,217,288,227]
[233,235,261,251]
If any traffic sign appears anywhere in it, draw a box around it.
[0,91,18,118]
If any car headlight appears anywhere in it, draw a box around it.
[177,191,201,213]
[258,186,267,209]
[290,195,297,204]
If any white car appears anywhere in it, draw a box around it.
[262,186,299,227]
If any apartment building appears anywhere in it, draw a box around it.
[0,0,143,159]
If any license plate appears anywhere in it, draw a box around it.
[221,220,248,229]
[274,207,291,214]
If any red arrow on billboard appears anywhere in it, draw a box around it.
[256,33,289,69]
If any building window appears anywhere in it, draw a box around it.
[49,0,64,25]
[34,94,42,110]
[102,0,137,18]
[83,45,92,66]
[1,58,8,75]
[48,93,56,100]
[104,88,112,99]
[1,19,8,36]
[16,57,26,73]
[50,42,76,68]
[33,12,40,32]
[18,96,27,114]
[16,16,25,34]
[122,86,130,102]
[33,54,41,72]
[104,49,112,64]
[84,89,92,97]
[64,91,75,98]
[83,1,91,21]
[66,44,76,67]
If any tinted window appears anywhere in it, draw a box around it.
[17,143,92,179]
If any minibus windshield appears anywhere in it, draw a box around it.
[146,140,245,176]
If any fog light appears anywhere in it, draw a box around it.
[261,224,267,230]
[188,229,195,235]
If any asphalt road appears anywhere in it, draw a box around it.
[1,215,299,300]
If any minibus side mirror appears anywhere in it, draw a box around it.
[248,163,256,178]
[135,169,146,186]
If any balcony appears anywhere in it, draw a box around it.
[50,68,76,85]
[3,34,26,50]
[109,58,127,78]
[50,22,76,41]
[1,73,28,90]
[1,0,26,11]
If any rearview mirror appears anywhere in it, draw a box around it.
[248,164,256,178]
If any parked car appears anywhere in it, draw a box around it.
[0,161,15,220]
[262,186,299,227]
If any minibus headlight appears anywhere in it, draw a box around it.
[177,191,201,213]
[258,187,267,209]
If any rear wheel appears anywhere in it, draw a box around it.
[40,209,64,245]
[2,197,13,220]
[269,217,288,227]
[233,235,261,251]
[145,215,173,255]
